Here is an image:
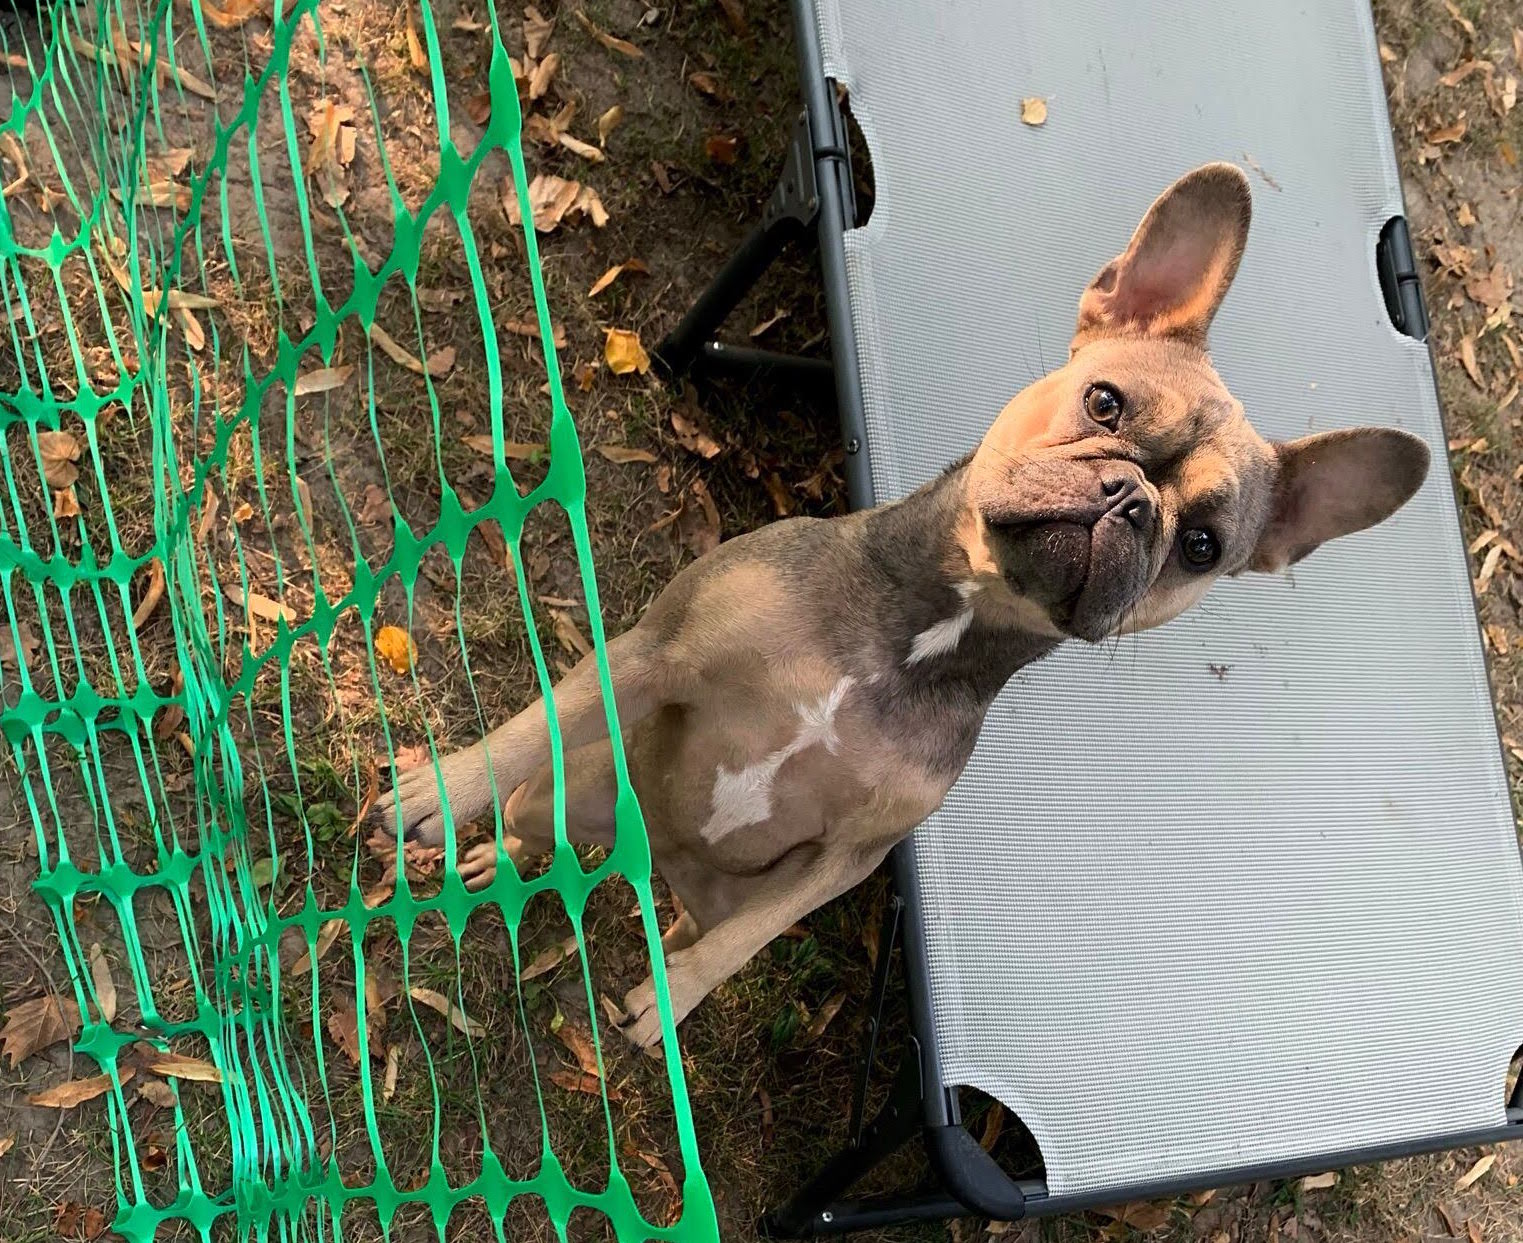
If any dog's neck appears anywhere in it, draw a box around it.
[846,462,1062,759]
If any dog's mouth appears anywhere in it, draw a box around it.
[992,514,1153,642]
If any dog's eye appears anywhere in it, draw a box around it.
[1180,527,1220,570]
[1084,383,1124,429]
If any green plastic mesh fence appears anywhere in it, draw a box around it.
[0,0,716,1238]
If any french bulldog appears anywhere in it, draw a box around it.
[372,163,1430,1048]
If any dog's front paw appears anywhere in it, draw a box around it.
[617,977,665,1049]
[368,747,492,848]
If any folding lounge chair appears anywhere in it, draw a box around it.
[657,0,1523,1233]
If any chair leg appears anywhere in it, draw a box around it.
[655,112,821,380]
[759,1045,926,1238]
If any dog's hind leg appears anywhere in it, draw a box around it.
[373,628,671,848]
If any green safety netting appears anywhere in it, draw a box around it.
[0,0,716,1238]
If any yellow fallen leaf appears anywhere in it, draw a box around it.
[146,1053,223,1082]
[375,625,415,674]
[597,104,624,146]
[405,2,427,72]
[1299,1171,1337,1191]
[588,257,649,298]
[408,986,485,1037]
[604,328,650,375]
[1020,96,1048,126]
[1456,1152,1496,1190]
[558,131,605,163]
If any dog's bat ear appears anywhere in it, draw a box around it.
[1073,162,1252,351]
[1248,427,1431,573]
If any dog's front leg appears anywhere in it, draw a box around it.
[618,844,884,1048]
[372,628,668,847]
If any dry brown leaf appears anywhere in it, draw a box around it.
[405,3,428,72]
[501,316,569,348]
[1458,201,1478,227]
[552,610,593,658]
[764,472,793,517]
[375,625,416,674]
[408,986,485,1037]
[575,9,642,57]
[225,584,296,625]
[1094,1201,1171,1231]
[1460,334,1485,388]
[681,478,721,556]
[306,100,356,208]
[134,1077,175,1111]
[549,1067,622,1100]
[1428,115,1469,144]
[598,105,624,146]
[88,944,117,1025]
[1502,75,1518,114]
[529,52,560,100]
[558,131,605,163]
[294,365,354,396]
[383,1044,401,1101]
[1440,58,1492,87]
[37,428,81,488]
[524,5,555,57]
[1,994,80,1067]
[328,1003,383,1065]
[200,0,264,27]
[465,91,492,126]
[588,257,649,297]
[1378,42,1398,64]
[178,306,205,351]
[1469,1220,1485,1243]
[132,557,165,630]
[554,1024,600,1076]
[463,434,546,460]
[605,328,651,375]
[803,991,847,1042]
[1515,27,1523,69]
[704,133,740,165]
[358,484,391,526]
[1020,96,1048,126]
[1445,0,1476,39]
[716,0,747,33]
[1299,1171,1337,1191]
[521,935,579,980]
[505,172,581,232]
[147,1052,223,1082]
[689,71,728,101]
[979,1103,1005,1152]
[30,1067,135,1107]
[749,308,788,338]
[595,443,658,464]
[292,919,346,976]
[53,487,81,519]
[1456,1152,1497,1190]
[53,1201,113,1241]
[671,409,721,458]
[368,323,454,378]
[574,184,609,227]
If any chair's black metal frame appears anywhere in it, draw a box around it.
[654,2,1523,1235]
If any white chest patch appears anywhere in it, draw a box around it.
[904,581,980,666]
[700,676,856,843]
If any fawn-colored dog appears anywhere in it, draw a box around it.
[373,164,1429,1047]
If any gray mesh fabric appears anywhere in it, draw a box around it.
[810,0,1523,1197]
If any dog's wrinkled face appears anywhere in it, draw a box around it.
[967,162,1431,642]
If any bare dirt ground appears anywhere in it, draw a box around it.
[2,0,1522,1241]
